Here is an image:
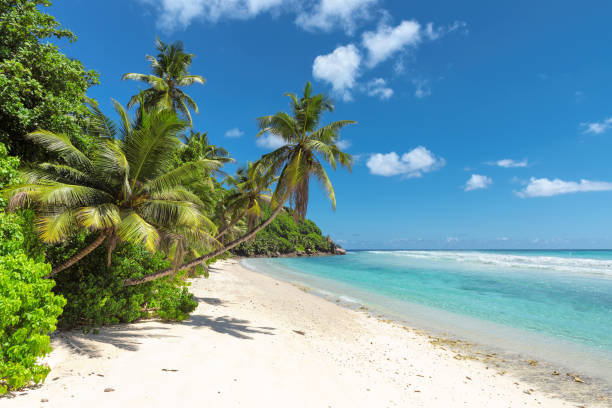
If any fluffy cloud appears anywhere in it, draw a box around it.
[464,174,492,191]
[224,127,244,138]
[366,78,393,100]
[256,133,285,149]
[517,178,612,198]
[295,0,378,34]
[366,146,445,178]
[362,20,421,68]
[140,0,380,33]
[489,159,528,168]
[581,117,612,134]
[312,44,361,101]
[140,0,288,31]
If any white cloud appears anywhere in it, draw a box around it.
[412,78,431,98]
[446,236,459,243]
[366,78,393,100]
[224,127,244,138]
[141,0,381,33]
[256,133,286,149]
[464,174,492,191]
[140,0,288,31]
[362,20,421,68]
[496,237,509,241]
[336,139,351,150]
[295,0,378,34]
[366,146,445,178]
[489,158,528,168]
[517,178,612,198]
[581,117,612,134]
[312,44,361,101]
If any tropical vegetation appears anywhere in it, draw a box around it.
[0,0,353,394]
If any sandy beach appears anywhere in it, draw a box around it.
[3,260,607,407]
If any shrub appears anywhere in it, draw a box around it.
[0,213,65,394]
[49,240,197,329]
[233,207,333,256]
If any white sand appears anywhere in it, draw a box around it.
[3,259,600,407]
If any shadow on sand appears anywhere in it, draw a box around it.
[182,314,275,339]
[53,296,276,358]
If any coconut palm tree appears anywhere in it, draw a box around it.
[5,102,220,277]
[124,82,354,286]
[216,161,276,240]
[122,38,205,126]
[179,131,233,165]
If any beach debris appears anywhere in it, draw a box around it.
[103,388,115,392]
[523,390,531,395]
[552,371,559,375]
[293,330,306,335]
[41,399,48,403]
[526,359,538,366]
[97,374,104,377]
[572,376,585,383]
[162,368,178,372]
[414,390,421,393]
[52,377,59,381]
[465,376,471,380]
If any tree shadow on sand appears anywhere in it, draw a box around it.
[193,296,226,307]
[183,314,275,339]
[53,324,177,358]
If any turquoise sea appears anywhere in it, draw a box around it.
[242,250,612,382]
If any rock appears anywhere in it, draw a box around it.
[103,388,115,392]
[335,247,347,255]
[41,399,48,403]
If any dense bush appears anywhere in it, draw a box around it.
[233,207,334,256]
[0,211,65,394]
[48,240,197,329]
[0,0,98,161]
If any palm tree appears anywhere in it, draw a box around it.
[5,102,220,277]
[216,161,276,240]
[124,82,354,285]
[179,131,233,164]
[122,38,205,126]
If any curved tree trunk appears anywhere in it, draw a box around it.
[215,208,248,240]
[45,232,108,278]
[124,203,286,286]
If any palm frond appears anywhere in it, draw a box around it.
[117,211,159,251]
[76,203,121,231]
[35,210,78,243]
[25,130,92,171]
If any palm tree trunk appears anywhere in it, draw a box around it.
[124,203,285,286]
[215,208,248,240]
[45,232,108,278]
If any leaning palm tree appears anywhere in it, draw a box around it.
[122,38,205,126]
[5,102,220,277]
[124,82,354,286]
[217,161,276,240]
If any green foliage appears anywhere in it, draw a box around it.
[0,210,65,394]
[48,240,197,328]
[0,0,99,161]
[233,207,333,257]
[0,142,19,208]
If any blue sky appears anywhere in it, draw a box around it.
[50,0,612,249]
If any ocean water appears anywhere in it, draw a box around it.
[242,250,612,382]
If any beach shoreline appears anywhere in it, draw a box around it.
[2,259,608,407]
